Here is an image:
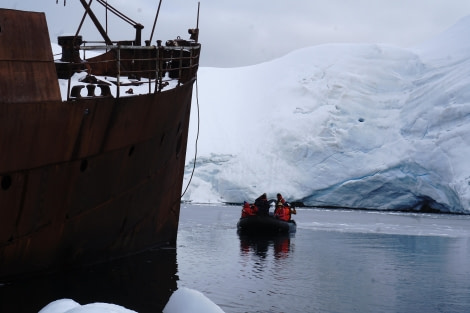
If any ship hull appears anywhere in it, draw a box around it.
[0,88,193,279]
[0,8,199,279]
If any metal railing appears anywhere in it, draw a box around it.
[63,41,201,100]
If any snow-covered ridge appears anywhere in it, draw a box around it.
[183,16,470,213]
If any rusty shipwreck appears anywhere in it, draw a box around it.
[0,1,201,279]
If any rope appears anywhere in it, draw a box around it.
[181,76,200,198]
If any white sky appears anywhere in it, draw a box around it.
[3,0,470,67]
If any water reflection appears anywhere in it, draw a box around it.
[239,234,293,260]
[0,248,178,313]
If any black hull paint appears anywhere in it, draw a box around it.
[237,216,297,236]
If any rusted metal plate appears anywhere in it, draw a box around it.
[0,89,192,277]
[0,10,53,61]
[0,101,83,173]
[0,9,60,103]
[0,6,199,280]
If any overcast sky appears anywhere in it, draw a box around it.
[3,0,470,67]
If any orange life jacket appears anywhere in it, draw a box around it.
[241,202,257,217]
[275,206,291,221]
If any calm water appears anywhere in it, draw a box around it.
[1,204,470,313]
[177,204,470,313]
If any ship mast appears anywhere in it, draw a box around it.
[78,0,113,45]
[149,0,163,44]
[58,0,144,46]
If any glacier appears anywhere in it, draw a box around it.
[182,16,470,214]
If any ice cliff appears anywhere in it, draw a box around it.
[183,16,470,213]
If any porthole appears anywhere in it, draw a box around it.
[1,175,12,190]
[80,159,88,172]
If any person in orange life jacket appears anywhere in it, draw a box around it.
[274,202,285,219]
[241,201,257,218]
[276,193,286,205]
[275,202,296,221]
[254,193,270,216]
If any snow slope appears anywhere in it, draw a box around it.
[182,16,470,213]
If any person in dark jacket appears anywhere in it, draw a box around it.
[254,193,270,216]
